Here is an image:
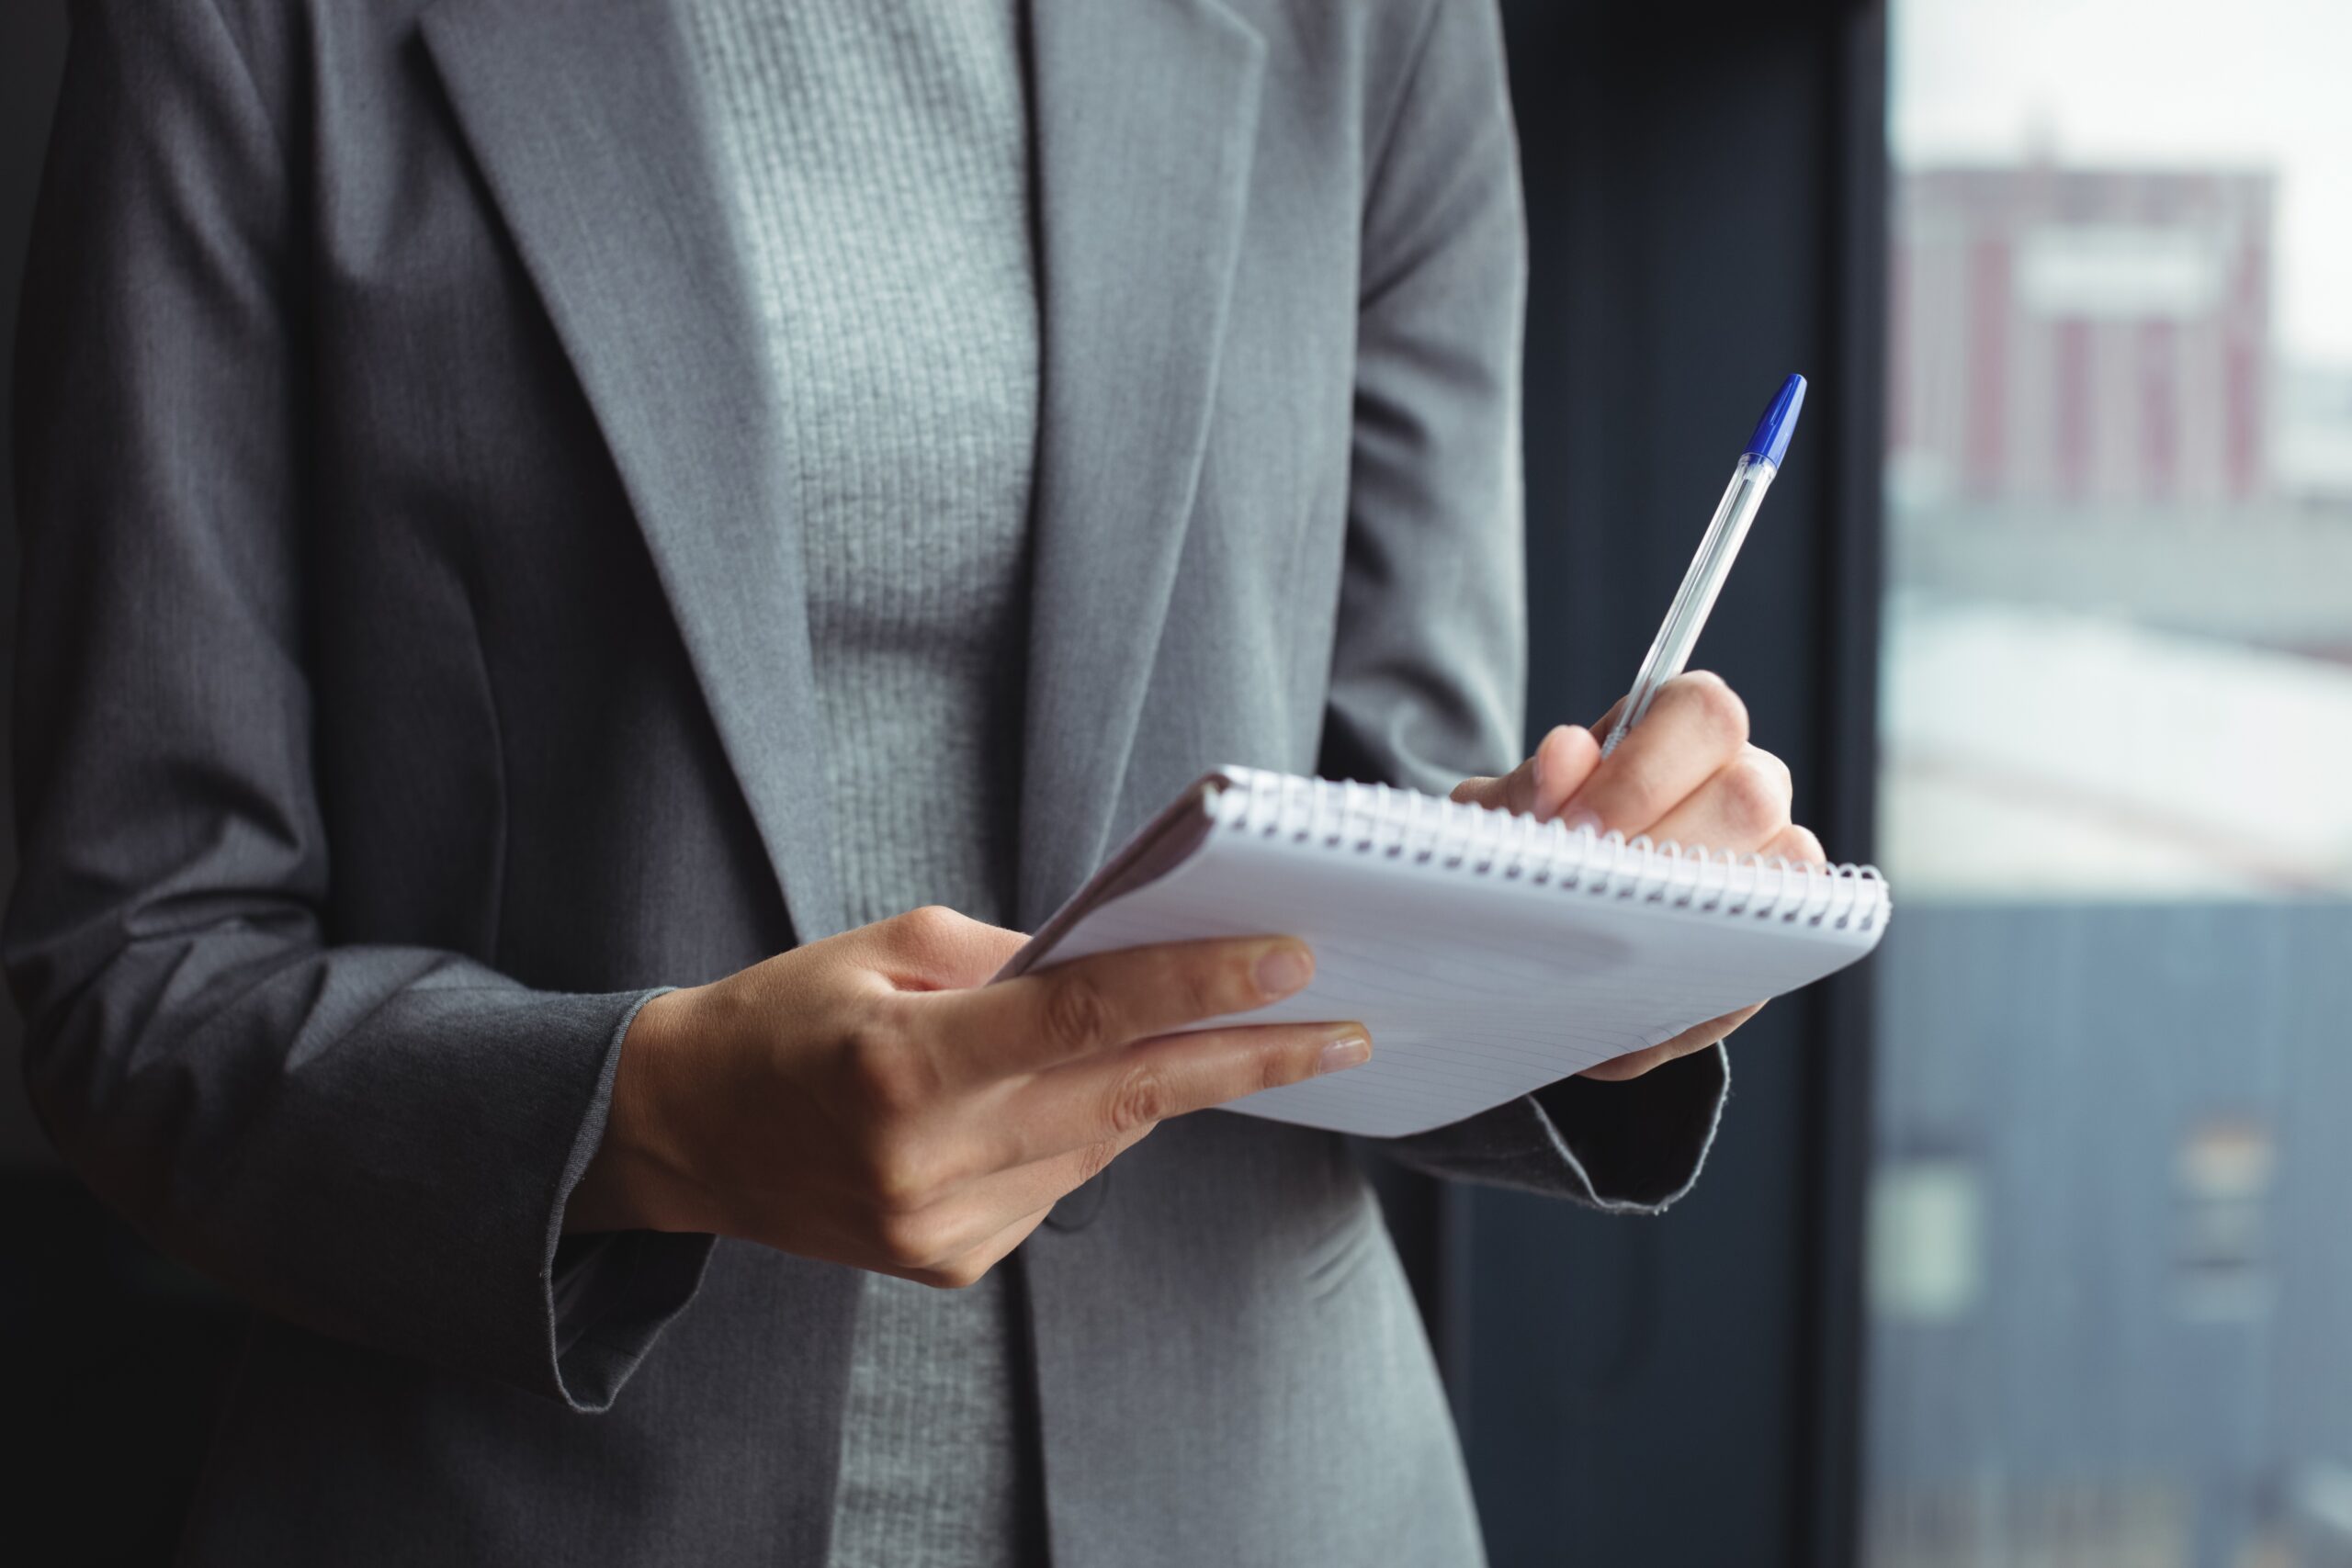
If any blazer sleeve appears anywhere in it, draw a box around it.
[1320,0,1729,1213]
[6,0,710,1410]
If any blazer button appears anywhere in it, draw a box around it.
[1043,1169,1111,1231]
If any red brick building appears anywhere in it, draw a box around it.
[1890,164,2274,506]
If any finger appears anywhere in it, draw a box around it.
[942,935,1320,1082]
[967,1120,1152,1226]
[1577,1001,1765,1082]
[989,1019,1371,1167]
[1589,693,1629,741]
[1449,726,1602,820]
[915,1208,1054,1290]
[1761,821,1828,865]
[915,1108,1159,1251]
[1555,671,1749,837]
[1526,725,1603,819]
[1642,745,1793,854]
[868,1121,1156,1282]
[850,904,1032,991]
[1448,773,1509,810]
[881,1199,1061,1291]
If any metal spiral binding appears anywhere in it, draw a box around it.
[1209,769,1886,932]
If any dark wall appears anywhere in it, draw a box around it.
[0,2,1885,1562]
[1463,3,1884,1566]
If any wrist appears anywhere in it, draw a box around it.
[568,987,716,1235]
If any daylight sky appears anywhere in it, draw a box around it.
[1891,0,2352,367]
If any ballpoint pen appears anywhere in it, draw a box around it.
[1599,372,1807,759]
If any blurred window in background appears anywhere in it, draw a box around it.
[1870,3,2352,1566]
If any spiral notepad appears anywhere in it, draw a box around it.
[1001,766,1891,1137]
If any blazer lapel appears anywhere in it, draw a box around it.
[421,0,846,941]
[1015,0,1267,929]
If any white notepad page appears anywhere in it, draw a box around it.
[1002,767,1891,1137]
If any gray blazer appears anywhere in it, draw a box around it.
[7,1,1730,1562]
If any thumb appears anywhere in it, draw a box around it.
[1450,725,1601,820]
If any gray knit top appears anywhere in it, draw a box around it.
[680,2,1042,1563]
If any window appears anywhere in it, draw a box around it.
[1868,1153,1984,1325]
[1869,2,2352,1563]
[2174,1116,2275,1322]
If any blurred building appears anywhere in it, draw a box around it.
[1874,158,2352,1568]
[1890,163,2275,508]
[1866,902,2352,1568]
[2277,364,2352,506]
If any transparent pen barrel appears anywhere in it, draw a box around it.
[1611,452,1779,742]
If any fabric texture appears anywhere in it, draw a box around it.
[679,1,1044,1562]
[6,2,1732,1563]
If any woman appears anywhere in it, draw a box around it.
[7,0,1816,1562]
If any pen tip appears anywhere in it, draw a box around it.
[1742,374,1808,468]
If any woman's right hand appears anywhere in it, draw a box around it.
[565,907,1369,1286]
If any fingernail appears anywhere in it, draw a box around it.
[1559,809,1602,836]
[1255,944,1314,998]
[1318,1033,1372,1074]
[1529,747,1549,807]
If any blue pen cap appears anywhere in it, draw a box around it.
[1740,373,1808,468]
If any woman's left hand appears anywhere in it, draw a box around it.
[1448,671,1826,1081]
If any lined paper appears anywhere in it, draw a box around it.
[1030,775,1890,1136]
